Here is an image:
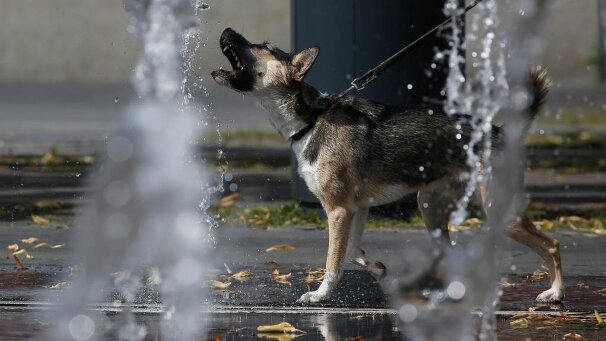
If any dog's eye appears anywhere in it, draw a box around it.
[257,72,264,77]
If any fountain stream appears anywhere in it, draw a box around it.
[48,0,211,340]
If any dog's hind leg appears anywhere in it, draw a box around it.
[478,183,564,303]
[507,215,564,302]
[417,180,466,248]
[348,206,387,279]
[298,203,357,303]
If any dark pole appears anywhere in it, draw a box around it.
[291,1,462,214]
[599,0,606,82]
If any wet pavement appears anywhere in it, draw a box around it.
[0,222,605,339]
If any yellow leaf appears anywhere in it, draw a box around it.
[32,242,65,249]
[21,237,39,244]
[41,152,57,165]
[34,200,62,209]
[576,281,589,289]
[595,288,606,296]
[12,249,34,259]
[257,322,305,334]
[31,214,50,225]
[266,244,296,252]
[304,268,325,283]
[219,193,241,209]
[509,317,529,328]
[534,219,554,231]
[230,270,252,281]
[563,333,584,341]
[7,244,19,251]
[529,268,549,281]
[499,281,516,288]
[271,269,292,284]
[208,280,232,290]
[596,310,605,325]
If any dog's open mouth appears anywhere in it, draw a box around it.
[212,38,246,86]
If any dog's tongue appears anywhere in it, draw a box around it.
[211,70,227,85]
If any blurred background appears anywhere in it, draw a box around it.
[0,0,604,155]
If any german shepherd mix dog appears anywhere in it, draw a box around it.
[211,28,564,304]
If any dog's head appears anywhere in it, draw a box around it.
[211,28,319,93]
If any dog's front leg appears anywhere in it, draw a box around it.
[298,205,355,303]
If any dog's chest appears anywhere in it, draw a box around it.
[292,134,321,195]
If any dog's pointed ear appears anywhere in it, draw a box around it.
[291,47,319,81]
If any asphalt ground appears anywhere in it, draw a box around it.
[0,221,605,339]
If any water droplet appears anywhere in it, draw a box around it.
[114,97,120,103]
[446,281,466,300]
[68,314,95,340]
[407,84,413,90]
[418,166,425,172]
[196,1,210,10]
[399,304,418,322]
[107,136,134,162]
[223,172,233,182]
[229,183,238,192]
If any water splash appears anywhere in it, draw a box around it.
[443,0,509,226]
[49,0,210,340]
[395,1,550,340]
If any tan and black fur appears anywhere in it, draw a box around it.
[211,28,564,304]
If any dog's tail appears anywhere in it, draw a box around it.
[527,67,550,120]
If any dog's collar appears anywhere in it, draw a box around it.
[290,95,336,142]
[291,121,316,142]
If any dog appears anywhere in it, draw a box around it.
[211,27,564,304]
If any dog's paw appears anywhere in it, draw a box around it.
[297,290,328,304]
[536,286,564,303]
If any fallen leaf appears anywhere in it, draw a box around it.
[563,333,584,340]
[350,315,365,320]
[33,242,65,249]
[528,268,549,282]
[534,219,554,231]
[595,288,606,297]
[219,193,241,209]
[596,310,605,325]
[576,281,589,289]
[265,259,279,266]
[208,280,232,290]
[348,337,363,341]
[49,281,72,290]
[230,270,252,281]
[266,244,296,252]
[34,200,63,209]
[7,244,19,251]
[271,269,292,285]
[499,281,516,288]
[21,237,39,244]
[304,268,325,283]
[509,317,529,328]
[213,336,221,341]
[31,214,50,225]
[41,152,58,165]
[257,322,305,334]
[12,249,34,259]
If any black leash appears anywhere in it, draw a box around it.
[337,0,484,98]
